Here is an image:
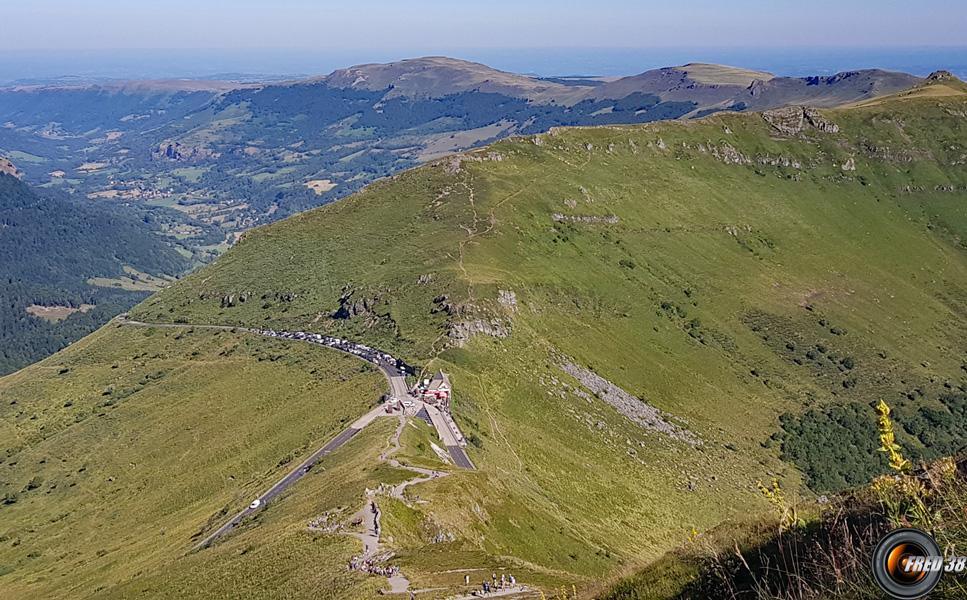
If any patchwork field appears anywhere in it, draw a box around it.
[25,304,96,323]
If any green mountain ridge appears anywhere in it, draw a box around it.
[0,58,927,376]
[0,57,922,237]
[1,78,966,599]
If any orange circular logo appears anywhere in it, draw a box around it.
[872,529,943,599]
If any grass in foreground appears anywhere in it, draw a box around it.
[598,405,967,599]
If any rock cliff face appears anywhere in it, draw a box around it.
[332,288,382,320]
[927,70,956,82]
[152,141,218,162]
[447,318,511,346]
[762,106,840,136]
[0,157,21,178]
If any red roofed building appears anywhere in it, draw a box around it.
[422,371,452,407]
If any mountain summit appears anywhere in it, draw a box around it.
[320,56,587,103]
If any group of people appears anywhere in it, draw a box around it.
[467,572,518,596]
[347,555,399,578]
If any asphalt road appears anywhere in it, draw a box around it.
[448,446,476,470]
[118,317,477,550]
[194,425,363,550]
[388,375,410,400]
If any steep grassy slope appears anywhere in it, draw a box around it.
[2,79,966,598]
[0,326,390,599]
[599,455,967,600]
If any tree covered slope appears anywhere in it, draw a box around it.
[0,174,189,374]
[1,77,966,599]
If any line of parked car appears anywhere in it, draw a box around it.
[259,329,414,376]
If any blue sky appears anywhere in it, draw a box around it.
[4,0,966,50]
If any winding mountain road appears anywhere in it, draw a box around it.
[193,415,371,550]
[116,317,473,551]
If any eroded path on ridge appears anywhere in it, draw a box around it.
[344,414,451,594]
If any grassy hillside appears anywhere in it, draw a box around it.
[597,450,967,600]
[1,59,918,244]
[0,325,390,599]
[2,78,966,598]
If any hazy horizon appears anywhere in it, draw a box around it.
[4,1,965,83]
[2,46,966,84]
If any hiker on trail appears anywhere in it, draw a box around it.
[509,574,516,586]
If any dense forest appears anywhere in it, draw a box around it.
[0,174,189,374]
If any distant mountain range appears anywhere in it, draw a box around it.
[319,57,921,110]
[3,56,923,108]
[0,57,923,235]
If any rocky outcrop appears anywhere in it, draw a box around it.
[804,108,840,133]
[699,142,752,165]
[552,213,620,224]
[559,359,699,446]
[763,106,808,135]
[748,79,766,98]
[437,150,505,175]
[447,319,510,346]
[0,157,21,179]
[333,289,382,320]
[498,290,518,313]
[199,290,297,307]
[926,70,956,82]
[762,106,839,135]
[152,141,218,162]
[861,141,918,164]
[757,154,802,169]
[430,294,459,316]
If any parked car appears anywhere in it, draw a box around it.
[250,499,261,509]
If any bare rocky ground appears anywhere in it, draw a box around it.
[559,359,700,446]
[340,413,451,595]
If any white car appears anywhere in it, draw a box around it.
[402,400,414,408]
[250,499,261,509]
